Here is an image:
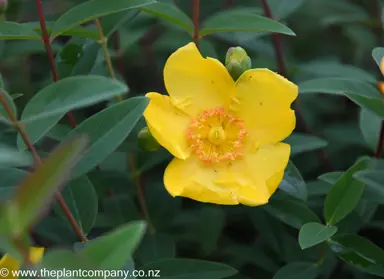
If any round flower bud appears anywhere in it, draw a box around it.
[225,46,252,80]
[138,127,161,152]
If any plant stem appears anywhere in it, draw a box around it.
[128,154,155,234]
[113,32,126,82]
[34,0,78,128]
[192,0,200,48]
[94,19,123,102]
[259,0,333,170]
[13,237,33,266]
[0,91,88,242]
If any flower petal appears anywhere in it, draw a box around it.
[29,247,44,264]
[144,92,191,160]
[0,254,20,278]
[164,42,235,115]
[231,69,298,148]
[164,156,239,205]
[244,143,290,196]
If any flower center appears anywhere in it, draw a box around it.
[186,107,248,164]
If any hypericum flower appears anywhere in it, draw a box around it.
[0,247,44,278]
[143,43,298,206]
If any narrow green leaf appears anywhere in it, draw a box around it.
[54,176,98,235]
[0,22,41,40]
[278,161,307,201]
[198,207,225,255]
[139,2,194,35]
[51,0,156,39]
[0,145,33,167]
[71,41,100,76]
[353,171,384,203]
[18,76,127,150]
[328,234,384,276]
[298,222,337,249]
[273,262,319,279]
[372,47,384,68]
[101,10,139,37]
[267,0,306,20]
[141,259,238,279]
[264,200,320,229]
[299,78,384,118]
[63,97,148,180]
[324,158,369,225]
[359,109,383,152]
[200,10,295,37]
[135,234,175,265]
[1,136,89,236]
[81,221,146,269]
[284,133,328,156]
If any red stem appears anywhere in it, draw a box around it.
[192,0,200,48]
[34,0,77,128]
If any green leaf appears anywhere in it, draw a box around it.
[267,0,306,20]
[298,222,337,249]
[51,0,156,39]
[263,200,320,229]
[0,90,17,124]
[324,158,369,225]
[372,47,384,68]
[197,207,225,255]
[0,145,33,167]
[359,109,383,152]
[299,78,384,118]
[54,176,98,235]
[63,97,148,180]
[328,234,384,276]
[0,168,27,201]
[273,262,319,279]
[81,221,146,269]
[278,161,307,201]
[353,170,384,202]
[34,216,77,244]
[71,41,100,76]
[141,259,238,279]
[0,22,41,40]
[1,136,89,236]
[284,133,328,156]
[101,10,139,37]
[139,2,194,35]
[200,9,295,37]
[18,76,127,150]
[135,234,175,265]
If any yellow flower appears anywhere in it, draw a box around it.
[0,247,44,278]
[144,42,298,206]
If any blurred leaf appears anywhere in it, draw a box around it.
[0,168,27,201]
[324,158,369,225]
[299,78,384,118]
[200,10,295,37]
[81,221,146,269]
[328,234,384,276]
[267,0,306,20]
[298,222,337,249]
[353,171,384,203]
[54,176,98,236]
[71,41,100,76]
[51,0,156,39]
[372,47,384,69]
[101,10,140,37]
[278,161,307,201]
[34,216,77,244]
[198,207,225,255]
[18,76,127,150]
[141,259,238,279]
[273,262,319,279]
[64,97,148,180]
[135,234,175,264]
[284,133,328,156]
[1,136,88,236]
[140,2,194,35]
[101,195,141,227]
[0,22,41,40]
[264,200,320,229]
[359,109,383,152]
[0,90,17,124]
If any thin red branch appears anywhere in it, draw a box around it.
[192,0,200,48]
[34,0,77,128]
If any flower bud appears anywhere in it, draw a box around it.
[138,127,161,152]
[377,81,384,96]
[0,0,7,13]
[225,46,252,80]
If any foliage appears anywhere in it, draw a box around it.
[0,0,383,278]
